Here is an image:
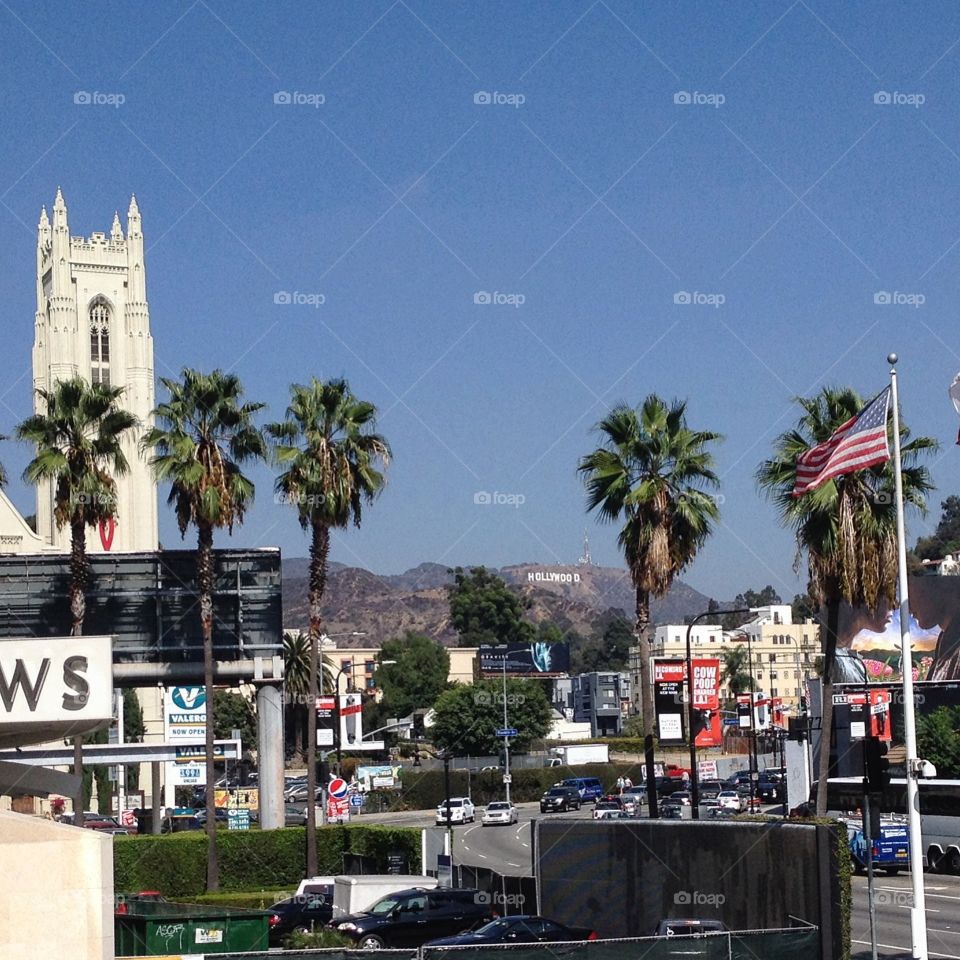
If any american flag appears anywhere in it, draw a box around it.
[792,387,891,496]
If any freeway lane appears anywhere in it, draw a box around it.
[851,873,960,959]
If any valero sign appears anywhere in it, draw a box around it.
[0,635,113,749]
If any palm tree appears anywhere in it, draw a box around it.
[142,368,266,892]
[579,396,722,814]
[283,630,334,760]
[16,377,138,634]
[721,644,752,702]
[266,378,390,874]
[757,386,936,814]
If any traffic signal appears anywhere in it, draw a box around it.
[864,738,890,792]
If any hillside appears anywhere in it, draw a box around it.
[281,559,711,646]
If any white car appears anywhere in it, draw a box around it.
[436,797,475,825]
[717,790,745,812]
[621,788,645,814]
[481,801,518,826]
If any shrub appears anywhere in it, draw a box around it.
[283,929,355,949]
[114,824,421,898]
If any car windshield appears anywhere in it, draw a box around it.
[473,918,515,936]
[441,800,463,807]
[546,788,568,796]
[487,803,509,810]
[369,897,403,916]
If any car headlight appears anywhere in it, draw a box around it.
[337,923,359,932]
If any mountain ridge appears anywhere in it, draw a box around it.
[281,558,712,646]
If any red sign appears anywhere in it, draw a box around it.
[694,711,722,748]
[326,796,350,821]
[771,698,785,728]
[328,777,348,798]
[869,689,892,741]
[654,661,686,683]
[691,659,720,710]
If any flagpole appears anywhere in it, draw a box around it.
[888,353,928,960]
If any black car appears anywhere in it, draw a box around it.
[540,786,582,812]
[698,779,724,800]
[426,915,597,946]
[268,893,334,945]
[329,887,495,949]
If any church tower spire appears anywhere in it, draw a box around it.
[31,189,158,554]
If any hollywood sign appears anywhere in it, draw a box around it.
[527,571,582,584]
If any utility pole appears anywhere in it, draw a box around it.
[502,658,512,806]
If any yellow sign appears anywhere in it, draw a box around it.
[214,788,259,809]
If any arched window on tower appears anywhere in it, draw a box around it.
[90,298,110,385]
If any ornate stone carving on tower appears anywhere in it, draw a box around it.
[31,189,159,553]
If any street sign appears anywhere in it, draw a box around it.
[349,794,364,809]
[496,728,518,738]
[722,717,738,726]
[502,774,512,784]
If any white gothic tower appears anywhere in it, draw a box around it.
[32,189,159,553]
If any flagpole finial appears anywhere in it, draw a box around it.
[888,352,898,365]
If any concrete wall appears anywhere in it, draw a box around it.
[0,810,113,960]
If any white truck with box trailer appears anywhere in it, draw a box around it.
[331,874,440,919]
[546,743,610,766]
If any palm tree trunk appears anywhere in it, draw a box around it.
[815,595,841,816]
[69,518,87,636]
[70,517,87,821]
[305,522,330,877]
[635,587,659,818]
[198,522,218,892]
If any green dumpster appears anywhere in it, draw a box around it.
[115,898,270,956]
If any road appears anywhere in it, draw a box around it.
[851,873,960,959]
[357,802,960,956]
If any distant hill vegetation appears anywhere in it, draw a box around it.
[281,559,711,647]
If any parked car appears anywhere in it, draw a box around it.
[285,804,306,827]
[717,791,745,813]
[562,777,604,803]
[426,915,598,946]
[653,919,727,938]
[698,799,721,815]
[436,797,475,825]
[285,783,322,802]
[593,799,625,820]
[329,887,495,949]
[669,791,692,807]
[540,786,582,813]
[621,786,645,813]
[698,780,724,800]
[268,892,334,945]
[482,802,518,826]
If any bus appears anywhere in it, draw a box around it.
[814,778,960,874]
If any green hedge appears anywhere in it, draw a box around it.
[114,825,421,898]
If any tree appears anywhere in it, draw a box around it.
[915,705,960,779]
[266,377,389,876]
[757,385,936,815]
[431,679,552,755]
[142,368,267,892]
[579,396,722,815]
[570,613,634,673]
[17,376,137,821]
[720,586,783,629]
[16,377,137,633]
[122,689,145,793]
[914,495,960,561]
[791,591,817,623]
[213,690,257,753]
[447,567,535,646]
[283,631,334,760]
[721,646,752,701]
[375,633,450,720]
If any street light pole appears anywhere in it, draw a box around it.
[502,658,511,806]
[686,608,751,820]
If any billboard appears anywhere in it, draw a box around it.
[835,575,960,682]
[477,642,570,677]
[316,693,365,748]
[165,685,207,786]
[690,658,722,748]
[653,659,685,744]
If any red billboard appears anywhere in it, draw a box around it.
[691,658,720,710]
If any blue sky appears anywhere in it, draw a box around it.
[2,1,960,604]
